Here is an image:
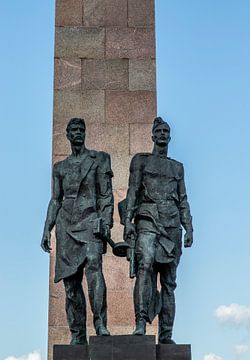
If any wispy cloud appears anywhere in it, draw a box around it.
[215,304,250,328]
[204,354,223,360]
[4,351,41,360]
[234,344,250,355]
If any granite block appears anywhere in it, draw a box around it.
[83,0,127,27]
[112,153,131,190]
[103,255,133,291]
[106,27,155,59]
[156,344,192,360]
[129,59,156,91]
[106,90,156,124]
[89,336,156,360]
[82,59,129,90]
[128,0,155,27]
[53,344,89,360]
[55,0,83,26]
[129,123,153,155]
[107,290,134,325]
[55,27,105,58]
[54,58,81,90]
[53,90,105,123]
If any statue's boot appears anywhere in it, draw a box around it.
[159,338,176,344]
[70,335,88,345]
[96,324,110,336]
[133,319,146,335]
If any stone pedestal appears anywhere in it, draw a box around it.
[53,337,192,360]
[89,335,156,360]
[53,344,89,360]
[156,344,191,360]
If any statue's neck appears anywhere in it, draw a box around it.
[152,144,168,157]
[71,144,86,157]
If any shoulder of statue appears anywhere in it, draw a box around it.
[130,152,150,171]
[167,157,183,167]
[53,158,66,175]
[132,152,151,161]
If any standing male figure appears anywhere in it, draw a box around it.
[41,118,114,344]
[124,117,193,344]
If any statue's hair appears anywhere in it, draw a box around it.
[66,118,86,133]
[152,117,170,133]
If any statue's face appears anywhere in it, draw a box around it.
[67,123,86,145]
[152,124,170,146]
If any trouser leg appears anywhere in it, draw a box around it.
[63,267,87,344]
[134,232,156,324]
[158,262,177,343]
[85,252,107,332]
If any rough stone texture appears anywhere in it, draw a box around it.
[53,90,105,124]
[82,59,129,90]
[55,27,105,58]
[55,0,83,26]
[54,58,81,90]
[128,0,155,27]
[129,60,156,91]
[83,0,127,27]
[106,27,156,59]
[106,91,156,124]
[156,344,192,360]
[129,123,153,155]
[53,345,89,360]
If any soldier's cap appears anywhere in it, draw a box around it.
[152,117,170,133]
[66,117,86,133]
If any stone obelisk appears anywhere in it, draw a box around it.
[48,0,156,358]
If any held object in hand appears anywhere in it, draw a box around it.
[93,217,129,257]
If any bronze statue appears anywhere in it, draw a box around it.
[123,117,193,344]
[41,118,114,344]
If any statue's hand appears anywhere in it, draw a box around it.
[184,230,193,248]
[124,220,136,241]
[41,230,52,253]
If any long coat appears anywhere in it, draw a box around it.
[53,149,113,283]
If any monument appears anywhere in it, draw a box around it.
[123,117,193,343]
[45,0,192,359]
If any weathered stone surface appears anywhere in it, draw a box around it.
[106,28,155,59]
[103,256,133,291]
[54,58,81,90]
[113,189,127,224]
[54,90,105,123]
[55,27,105,58]
[82,59,129,90]
[83,0,127,27]
[107,291,134,325]
[129,60,156,91]
[85,124,130,155]
[48,326,71,360]
[129,123,153,155]
[55,0,83,26]
[112,153,131,190]
[128,0,155,27]
[106,91,156,124]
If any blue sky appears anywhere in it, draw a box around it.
[1,1,250,360]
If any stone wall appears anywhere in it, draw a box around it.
[48,0,157,358]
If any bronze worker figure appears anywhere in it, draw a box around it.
[124,117,193,344]
[41,118,114,344]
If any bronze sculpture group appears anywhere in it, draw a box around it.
[41,116,193,345]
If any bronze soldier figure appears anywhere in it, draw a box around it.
[41,118,113,344]
[124,117,193,344]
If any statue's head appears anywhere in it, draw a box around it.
[152,117,171,147]
[66,118,86,146]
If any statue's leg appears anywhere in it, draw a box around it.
[158,262,177,344]
[133,232,156,335]
[63,267,87,344]
[85,242,109,336]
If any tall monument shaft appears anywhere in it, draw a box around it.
[48,0,157,358]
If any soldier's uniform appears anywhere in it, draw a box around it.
[53,149,113,343]
[126,151,192,342]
